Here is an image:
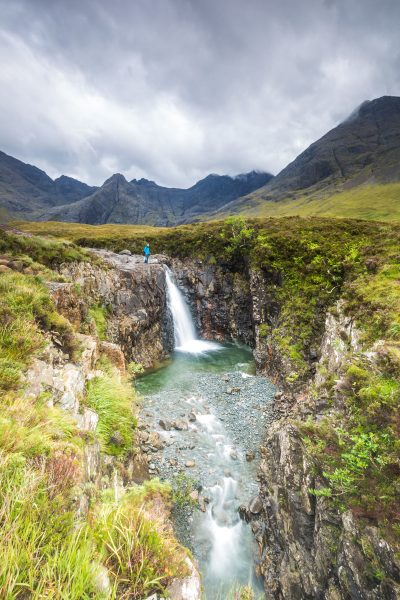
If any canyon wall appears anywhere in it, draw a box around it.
[45,250,399,599]
[254,305,400,600]
[169,258,400,600]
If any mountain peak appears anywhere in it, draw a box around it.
[103,173,127,186]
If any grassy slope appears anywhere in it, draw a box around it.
[214,182,400,221]
[0,230,189,599]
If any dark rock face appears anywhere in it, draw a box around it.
[34,170,273,226]
[251,307,400,600]
[216,95,400,215]
[54,250,174,368]
[170,258,255,346]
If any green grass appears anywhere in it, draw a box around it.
[0,450,188,599]
[88,303,109,340]
[86,362,138,456]
[97,482,189,599]
[215,182,400,222]
[0,271,78,392]
[0,452,97,599]
[0,228,90,267]
[303,362,400,524]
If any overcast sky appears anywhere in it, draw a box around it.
[1,0,399,187]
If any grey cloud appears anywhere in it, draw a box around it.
[0,0,399,187]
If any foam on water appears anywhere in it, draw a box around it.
[176,339,222,354]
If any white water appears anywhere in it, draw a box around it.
[161,267,263,597]
[165,267,220,353]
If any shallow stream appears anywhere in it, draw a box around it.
[135,270,275,598]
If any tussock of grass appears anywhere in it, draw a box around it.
[0,271,77,390]
[0,271,78,392]
[0,452,96,600]
[0,392,80,458]
[0,228,89,267]
[97,483,189,599]
[86,363,137,456]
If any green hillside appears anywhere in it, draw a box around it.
[214,183,400,222]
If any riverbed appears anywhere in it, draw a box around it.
[136,343,275,598]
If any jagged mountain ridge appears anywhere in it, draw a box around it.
[34,170,272,226]
[213,95,400,217]
[2,95,400,225]
[0,149,272,225]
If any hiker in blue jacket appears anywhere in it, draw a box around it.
[143,242,151,264]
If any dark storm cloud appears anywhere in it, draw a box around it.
[0,0,399,186]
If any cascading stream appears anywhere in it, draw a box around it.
[136,268,275,598]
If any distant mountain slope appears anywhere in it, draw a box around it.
[3,95,400,225]
[0,150,97,217]
[34,170,273,226]
[214,95,400,217]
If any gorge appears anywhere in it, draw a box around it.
[1,218,399,599]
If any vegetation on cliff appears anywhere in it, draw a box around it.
[16,217,400,546]
[0,229,189,598]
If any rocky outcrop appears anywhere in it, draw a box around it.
[251,303,400,599]
[54,250,173,368]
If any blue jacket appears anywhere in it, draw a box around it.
[144,245,151,256]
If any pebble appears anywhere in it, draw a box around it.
[246,450,256,462]
[189,490,199,502]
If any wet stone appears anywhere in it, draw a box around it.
[248,495,263,515]
[172,419,189,431]
[246,450,256,462]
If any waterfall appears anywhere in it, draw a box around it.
[165,267,220,353]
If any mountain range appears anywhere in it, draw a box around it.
[0,95,399,225]
[210,95,400,219]
[0,150,271,225]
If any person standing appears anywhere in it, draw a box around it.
[143,242,151,264]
